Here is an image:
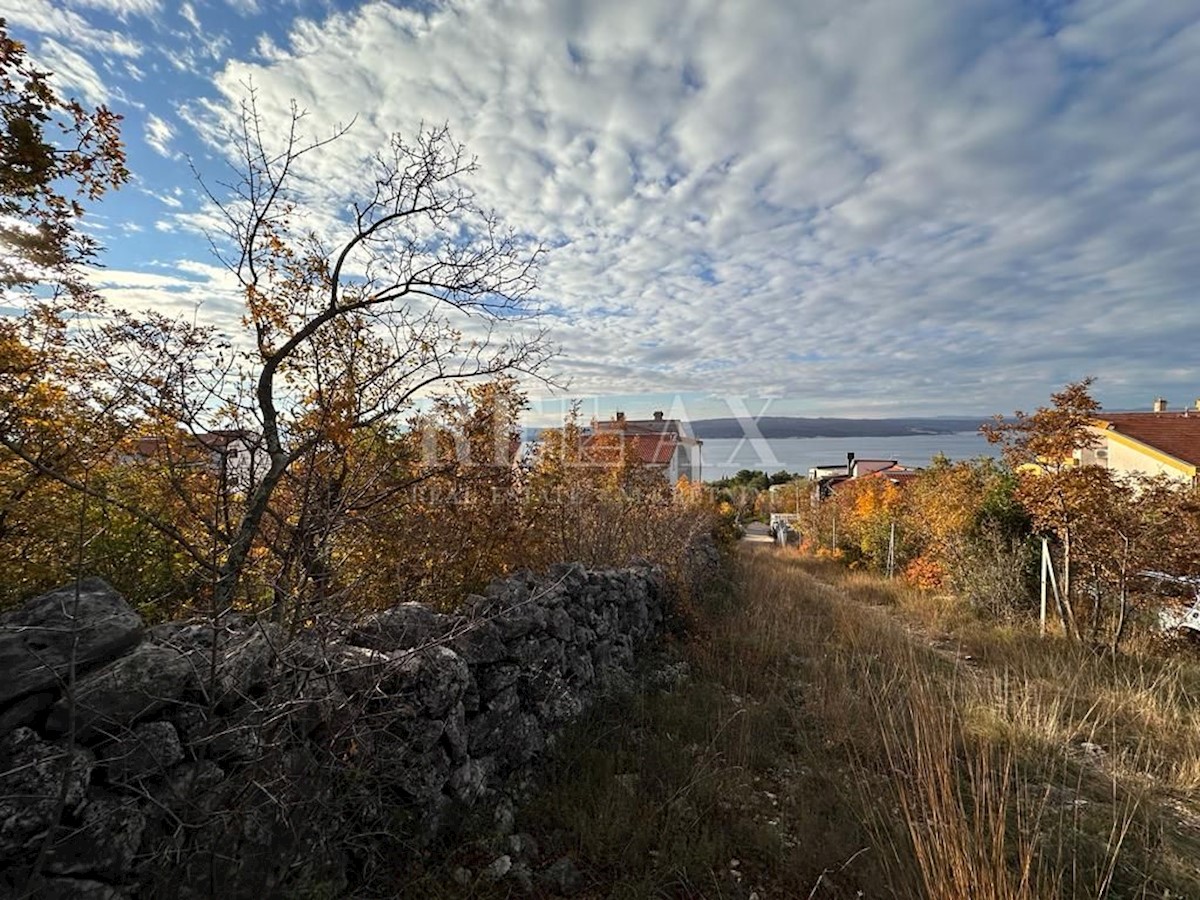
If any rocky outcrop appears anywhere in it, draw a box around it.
[0,578,143,709]
[0,563,668,898]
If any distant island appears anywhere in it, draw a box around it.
[688,416,989,440]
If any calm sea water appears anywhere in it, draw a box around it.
[700,432,997,481]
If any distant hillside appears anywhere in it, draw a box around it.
[689,416,989,440]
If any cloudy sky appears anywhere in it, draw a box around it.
[4,0,1199,422]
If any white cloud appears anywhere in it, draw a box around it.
[0,0,142,56]
[144,112,177,157]
[180,1,201,32]
[140,186,185,209]
[226,0,260,16]
[85,263,244,324]
[37,37,111,106]
[74,0,1200,414]
[65,0,161,18]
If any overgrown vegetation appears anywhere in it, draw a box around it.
[791,380,1200,654]
[420,546,1200,898]
[0,28,725,622]
[710,468,800,523]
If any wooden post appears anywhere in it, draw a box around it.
[886,521,896,579]
[1040,537,1049,636]
[1040,537,1061,637]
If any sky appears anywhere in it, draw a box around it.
[4,0,1199,425]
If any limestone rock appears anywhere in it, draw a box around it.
[349,603,454,652]
[45,793,146,880]
[451,619,506,665]
[213,625,281,708]
[503,714,545,767]
[507,832,539,858]
[0,578,143,712]
[0,560,672,897]
[155,760,225,818]
[190,715,264,765]
[0,690,56,736]
[468,686,520,755]
[539,856,584,896]
[447,757,491,804]
[494,604,547,641]
[99,720,184,781]
[546,607,574,643]
[30,877,126,899]
[475,663,520,698]
[324,643,388,694]
[45,644,198,739]
[386,743,451,802]
[443,701,468,762]
[524,672,581,726]
[389,646,470,718]
[563,649,595,686]
[482,854,512,881]
[0,728,93,860]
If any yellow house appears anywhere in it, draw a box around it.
[1077,399,1200,486]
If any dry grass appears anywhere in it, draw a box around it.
[778,548,1200,898]
[404,546,1200,898]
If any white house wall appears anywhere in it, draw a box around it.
[1083,427,1192,483]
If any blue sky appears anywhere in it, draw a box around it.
[4,0,1200,425]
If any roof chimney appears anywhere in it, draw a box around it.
[847,451,855,476]
[615,411,625,424]
[1153,397,1168,413]
[653,410,664,421]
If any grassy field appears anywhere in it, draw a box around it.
[407,546,1200,898]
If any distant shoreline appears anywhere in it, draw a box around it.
[699,431,999,480]
[688,416,988,441]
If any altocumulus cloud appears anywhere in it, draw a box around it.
[7,0,1200,415]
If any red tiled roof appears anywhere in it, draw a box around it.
[592,417,699,444]
[1098,413,1200,467]
[194,428,260,449]
[581,432,678,466]
[824,463,918,493]
[129,430,262,460]
[851,459,898,475]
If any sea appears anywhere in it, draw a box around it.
[700,432,998,482]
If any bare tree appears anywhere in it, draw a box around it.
[184,94,552,611]
[3,90,551,614]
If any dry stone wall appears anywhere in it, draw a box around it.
[0,562,668,899]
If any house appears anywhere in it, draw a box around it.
[1076,399,1200,486]
[585,411,703,483]
[128,428,268,492]
[809,452,920,500]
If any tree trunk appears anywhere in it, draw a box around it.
[1059,528,1080,641]
[213,453,289,611]
[1089,564,1103,644]
[1111,535,1131,657]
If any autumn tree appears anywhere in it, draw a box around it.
[0,19,127,296]
[983,378,1104,640]
[833,474,904,568]
[266,376,531,620]
[0,27,137,604]
[522,405,714,576]
[3,90,550,615]
[898,456,1032,607]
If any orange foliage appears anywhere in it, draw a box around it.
[904,555,946,590]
